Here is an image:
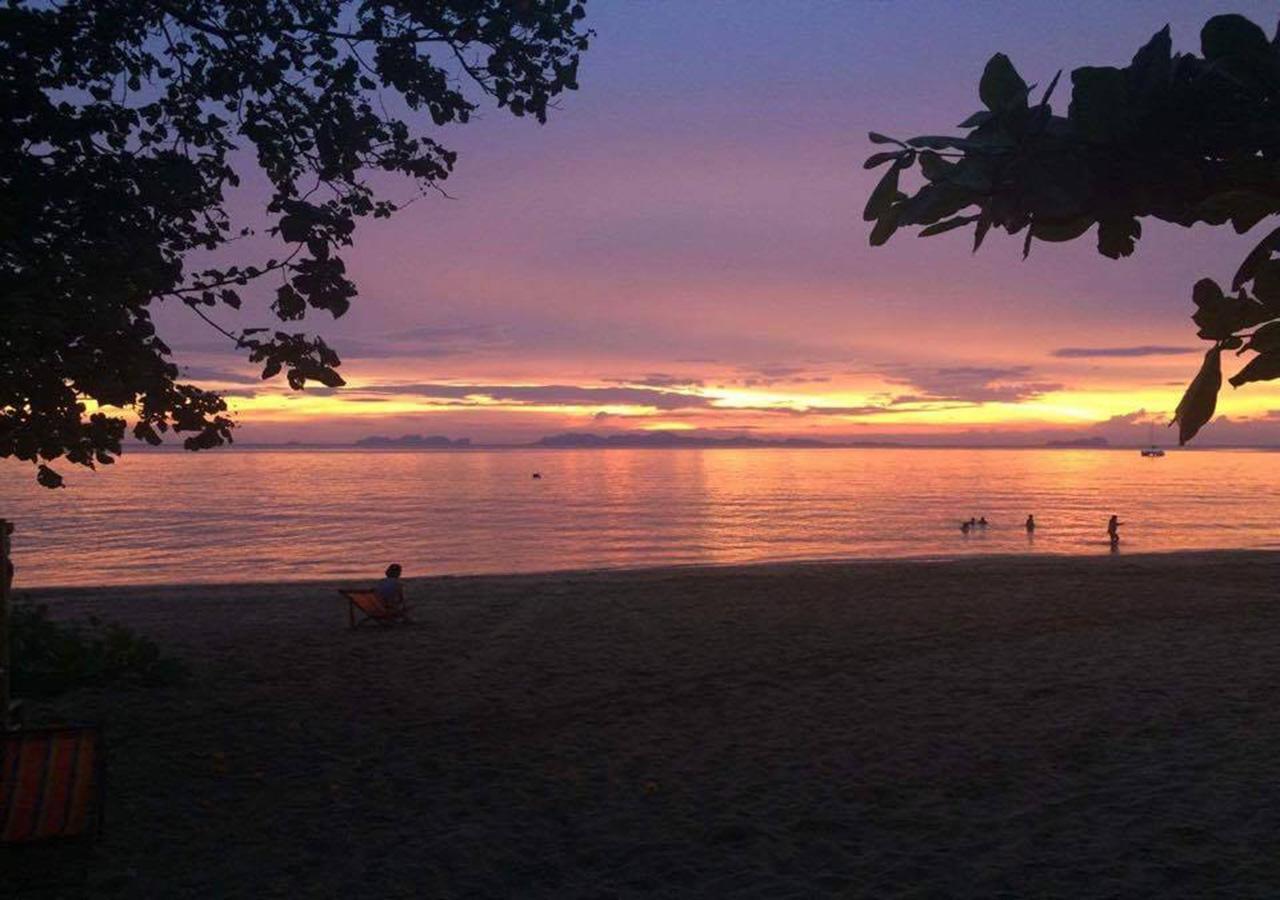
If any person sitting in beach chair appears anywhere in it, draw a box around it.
[341,563,412,628]
[375,563,411,617]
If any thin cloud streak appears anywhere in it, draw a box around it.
[886,366,1064,405]
[322,382,717,411]
[1051,345,1200,358]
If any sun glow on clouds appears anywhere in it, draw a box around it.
[181,353,1280,448]
[201,328,1280,442]
[207,370,1174,431]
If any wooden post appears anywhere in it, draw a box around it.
[0,519,11,731]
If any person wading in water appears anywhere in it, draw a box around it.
[1107,515,1123,547]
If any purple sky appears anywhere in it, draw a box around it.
[163,1,1280,446]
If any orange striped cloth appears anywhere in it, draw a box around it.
[1,727,102,843]
[344,589,394,618]
[341,589,409,627]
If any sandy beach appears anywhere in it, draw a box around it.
[14,551,1280,898]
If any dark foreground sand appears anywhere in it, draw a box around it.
[14,551,1280,898]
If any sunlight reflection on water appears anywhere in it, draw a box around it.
[2,447,1277,587]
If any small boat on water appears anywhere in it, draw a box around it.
[1140,423,1165,457]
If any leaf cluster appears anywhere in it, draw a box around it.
[2,1,591,485]
[10,599,187,698]
[864,14,1280,443]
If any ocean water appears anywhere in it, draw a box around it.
[1,447,1277,588]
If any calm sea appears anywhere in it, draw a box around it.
[1,447,1277,588]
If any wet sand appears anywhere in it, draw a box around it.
[16,551,1280,898]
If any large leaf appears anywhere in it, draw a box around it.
[862,159,905,222]
[1191,278,1269,339]
[868,132,903,146]
[897,182,973,225]
[1228,350,1280,387]
[918,150,953,181]
[1232,224,1280,291]
[905,135,976,151]
[1202,14,1270,61]
[868,208,901,247]
[1192,276,1224,307]
[863,151,903,170]
[918,215,980,237]
[957,110,994,129]
[1171,347,1221,445]
[273,284,306,320]
[286,361,347,390]
[1097,216,1141,258]
[1239,320,1280,354]
[1251,259,1280,310]
[972,212,992,252]
[979,54,1028,111]
[36,465,65,489]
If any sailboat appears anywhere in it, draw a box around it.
[1140,422,1165,457]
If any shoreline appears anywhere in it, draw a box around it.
[18,546,1280,600]
[106,443,1280,452]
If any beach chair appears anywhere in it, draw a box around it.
[1,724,106,890]
[340,589,410,628]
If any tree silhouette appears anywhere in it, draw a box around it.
[864,13,1280,445]
[2,1,590,486]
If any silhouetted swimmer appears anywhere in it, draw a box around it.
[960,521,971,534]
[968,517,977,528]
[374,563,412,619]
[1025,515,1035,533]
[978,516,988,527]
[1107,515,1122,545]
[531,472,542,479]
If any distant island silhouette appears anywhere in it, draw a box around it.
[348,432,901,449]
[532,432,895,449]
[355,434,472,448]
[1044,436,1110,448]
[124,431,1207,451]
[339,432,1137,450]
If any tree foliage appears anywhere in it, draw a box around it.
[11,599,186,698]
[1,1,590,486]
[864,13,1280,444]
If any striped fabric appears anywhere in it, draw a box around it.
[1,727,102,843]
[341,589,407,627]
[344,589,393,618]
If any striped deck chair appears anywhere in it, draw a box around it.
[340,589,410,628]
[1,725,105,890]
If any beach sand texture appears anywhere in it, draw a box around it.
[16,551,1280,898]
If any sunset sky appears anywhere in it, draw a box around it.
[163,0,1280,446]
